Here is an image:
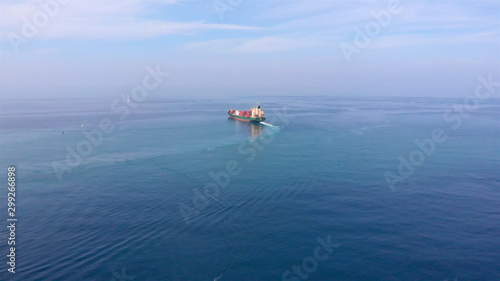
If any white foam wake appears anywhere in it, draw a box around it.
[260,122,278,127]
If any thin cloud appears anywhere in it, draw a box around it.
[185,35,320,53]
[371,31,500,49]
[252,0,500,48]
[232,36,318,53]
[0,0,258,40]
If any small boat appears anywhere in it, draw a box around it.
[228,105,266,122]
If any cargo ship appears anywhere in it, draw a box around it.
[228,106,266,122]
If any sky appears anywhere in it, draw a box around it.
[0,0,499,99]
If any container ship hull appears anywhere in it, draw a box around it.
[228,113,266,122]
[228,106,266,123]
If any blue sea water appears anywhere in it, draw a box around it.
[0,96,499,281]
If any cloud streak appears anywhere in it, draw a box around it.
[0,0,259,40]
[185,35,320,53]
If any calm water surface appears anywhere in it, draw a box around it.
[0,96,499,281]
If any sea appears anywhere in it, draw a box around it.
[0,96,499,281]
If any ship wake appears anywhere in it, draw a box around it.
[259,122,278,128]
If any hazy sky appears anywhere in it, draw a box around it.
[0,0,499,99]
